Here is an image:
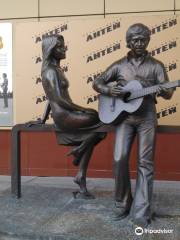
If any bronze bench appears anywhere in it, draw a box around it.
[11,123,180,198]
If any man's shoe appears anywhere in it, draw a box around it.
[113,207,130,221]
[132,217,151,228]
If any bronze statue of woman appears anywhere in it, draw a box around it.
[39,34,106,198]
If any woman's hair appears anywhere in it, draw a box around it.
[41,34,64,75]
[126,23,151,48]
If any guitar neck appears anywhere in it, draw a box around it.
[128,80,179,101]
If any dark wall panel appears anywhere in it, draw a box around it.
[0,131,180,180]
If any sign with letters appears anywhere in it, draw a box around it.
[14,15,180,126]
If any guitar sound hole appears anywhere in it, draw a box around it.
[123,92,131,102]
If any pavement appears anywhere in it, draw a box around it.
[0,176,179,240]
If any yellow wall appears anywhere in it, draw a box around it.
[13,15,180,126]
[0,0,179,22]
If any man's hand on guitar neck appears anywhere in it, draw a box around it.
[156,85,175,99]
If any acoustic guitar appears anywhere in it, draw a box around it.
[98,80,180,124]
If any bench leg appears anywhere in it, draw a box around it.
[11,126,21,198]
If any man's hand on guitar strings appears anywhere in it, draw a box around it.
[108,86,129,97]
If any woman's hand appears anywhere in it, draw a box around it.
[75,108,97,115]
[25,118,44,127]
[85,108,97,114]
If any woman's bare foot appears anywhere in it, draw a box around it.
[73,175,95,199]
[72,190,95,199]
[74,175,87,191]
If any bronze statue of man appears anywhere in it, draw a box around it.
[93,23,174,227]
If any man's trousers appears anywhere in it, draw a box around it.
[113,115,157,220]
